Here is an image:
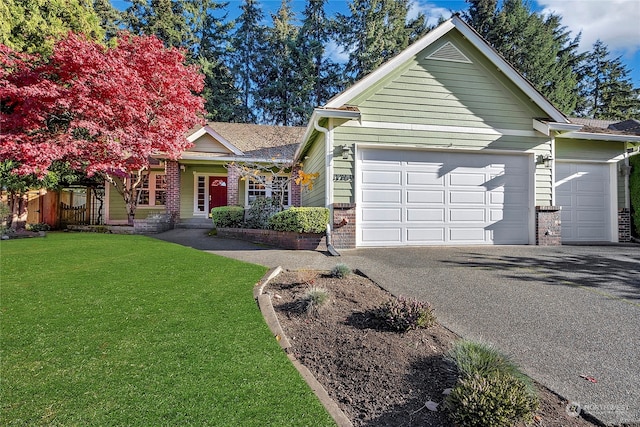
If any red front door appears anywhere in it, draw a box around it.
[209,176,227,211]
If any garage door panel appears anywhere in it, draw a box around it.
[450,208,486,222]
[359,149,530,246]
[406,208,445,222]
[576,209,606,222]
[406,190,444,204]
[362,189,401,203]
[362,170,401,185]
[450,191,485,204]
[449,228,486,242]
[450,173,486,186]
[361,227,402,243]
[362,208,402,222]
[406,171,443,185]
[406,228,445,242]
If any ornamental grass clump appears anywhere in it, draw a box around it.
[302,287,330,316]
[444,340,539,427]
[330,263,352,279]
[374,296,436,332]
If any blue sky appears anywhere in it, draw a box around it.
[111,0,640,88]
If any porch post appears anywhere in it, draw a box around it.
[165,160,180,224]
[227,166,239,206]
[291,165,301,207]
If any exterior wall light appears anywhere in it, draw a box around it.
[341,145,350,159]
[536,154,553,167]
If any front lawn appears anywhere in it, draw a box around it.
[0,233,334,426]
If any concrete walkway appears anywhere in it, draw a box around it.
[154,229,640,426]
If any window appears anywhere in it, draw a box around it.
[246,175,290,206]
[136,172,166,206]
[195,176,206,213]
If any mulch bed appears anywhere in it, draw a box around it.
[268,270,599,427]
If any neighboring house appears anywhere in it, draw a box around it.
[105,122,306,228]
[294,15,640,249]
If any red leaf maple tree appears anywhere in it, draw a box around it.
[1,32,205,224]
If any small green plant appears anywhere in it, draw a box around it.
[444,340,539,427]
[211,206,244,228]
[374,296,436,332]
[446,341,534,392]
[444,372,539,427]
[245,197,280,229]
[330,263,351,278]
[302,286,330,316]
[26,223,51,232]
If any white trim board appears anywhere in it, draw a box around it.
[342,120,540,138]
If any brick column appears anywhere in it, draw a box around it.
[536,206,562,246]
[227,166,239,206]
[165,160,180,224]
[290,166,301,207]
[332,203,356,249]
[619,208,631,242]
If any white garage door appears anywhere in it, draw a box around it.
[358,149,531,246]
[556,162,611,242]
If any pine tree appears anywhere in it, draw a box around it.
[230,0,266,123]
[123,0,190,48]
[298,0,345,111]
[579,40,640,120]
[93,0,122,40]
[464,0,584,115]
[255,0,308,125]
[337,0,430,82]
[0,0,104,55]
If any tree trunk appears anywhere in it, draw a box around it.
[9,191,28,230]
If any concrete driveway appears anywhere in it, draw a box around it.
[155,229,640,426]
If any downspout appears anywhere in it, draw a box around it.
[314,117,340,256]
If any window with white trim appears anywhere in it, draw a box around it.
[136,172,166,206]
[246,176,290,206]
[195,175,207,214]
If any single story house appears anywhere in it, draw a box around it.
[293,15,640,248]
[105,122,306,229]
[105,15,640,247]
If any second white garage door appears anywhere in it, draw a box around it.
[556,162,612,243]
[358,149,531,246]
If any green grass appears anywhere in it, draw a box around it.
[1,233,335,426]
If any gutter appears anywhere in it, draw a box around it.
[313,118,340,256]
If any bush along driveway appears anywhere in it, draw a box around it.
[0,233,335,426]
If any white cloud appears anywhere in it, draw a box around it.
[408,1,455,27]
[538,0,640,55]
[324,39,351,64]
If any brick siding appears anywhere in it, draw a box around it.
[227,167,239,206]
[331,203,356,249]
[536,206,562,246]
[217,227,325,250]
[619,208,631,242]
[165,161,180,222]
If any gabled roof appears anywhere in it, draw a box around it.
[185,122,306,161]
[324,15,568,124]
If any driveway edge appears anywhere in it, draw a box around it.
[254,267,353,427]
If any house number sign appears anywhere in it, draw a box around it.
[334,174,353,182]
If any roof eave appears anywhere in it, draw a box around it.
[558,131,640,143]
[294,108,361,160]
[533,119,583,136]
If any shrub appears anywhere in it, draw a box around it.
[373,296,436,332]
[211,206,244,228]
[0,202,11,232]
[302,287,330,316]
[26,223,51,232]
[245,197,280,229]
[446,341,534,392]
[268,207,329,233]
[330,263,351,278]
[444,372,539,427]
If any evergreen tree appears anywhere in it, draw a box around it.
[256,0,308,125]
[298,0,345,111]
[464,0,584,114]
[0,0,104,55]
[337,0,430,82]
[230,0,266,123]
[579,40,640,120]
[93,0,122,40]
[123,0,190,48]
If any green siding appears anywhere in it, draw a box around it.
[300,132,326,207]
[179,164,227,219]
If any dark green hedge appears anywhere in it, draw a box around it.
[211,206,244,228]
[268,207,329,233]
